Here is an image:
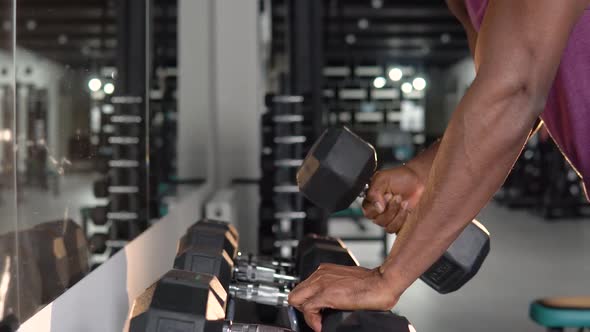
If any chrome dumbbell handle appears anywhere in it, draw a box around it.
[229,283,289,307]
[234,262,299,284]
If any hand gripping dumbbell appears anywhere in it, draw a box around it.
[297,127,490,294]
[294,234,415,332]
[127,269,294,332]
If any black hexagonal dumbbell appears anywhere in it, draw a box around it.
[32,219,90,302]
[174,220,296,304]
[295,234,358,281]
[297,127,490,294]
[128,269,294,332]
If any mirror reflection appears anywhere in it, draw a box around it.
[0,0,180,326]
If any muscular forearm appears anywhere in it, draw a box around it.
[380,75,541,296]
[405,140,440,181]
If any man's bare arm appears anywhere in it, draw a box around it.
[380,0,588,297]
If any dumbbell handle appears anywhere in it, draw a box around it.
[223,322,294,332]
[229,283,289,307]
[236,253,296,269]
[234,262,299,284]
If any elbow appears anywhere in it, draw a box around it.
[509,80,547,118]
[477,50,550,120]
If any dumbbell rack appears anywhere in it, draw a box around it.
[86,95,148,268]
[127,219,415,332]
[259,93,319,258]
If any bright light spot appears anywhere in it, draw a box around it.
[373,77,386,89]
[88,78,102,92]
[103,83,115,94]
[401,82,413,94]
[409,324,417,332]
[358,18,369,30]
[412,77,426,91]
[388,67,403,81]
[345,34,356,45]
[440,33,451,44]
[0,129,11,142]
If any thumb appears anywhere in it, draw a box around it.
[366,179,390,214]
[306,312,322,332]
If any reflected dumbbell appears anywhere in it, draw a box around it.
[128,269,294,332]
[90,204,139,226]
[93,176,139,198]
[88,234,108,254]
[32,219,90,302]
[297,127,491,294]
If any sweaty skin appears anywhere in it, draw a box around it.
[288,1,590,331]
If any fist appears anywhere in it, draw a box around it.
[362,165,424,233]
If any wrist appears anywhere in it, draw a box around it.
[403,160,428,184]
[376,262,409,303]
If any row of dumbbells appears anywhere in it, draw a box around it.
[127,219,415,332]
[86,97,148,267]
[259,94,320,258]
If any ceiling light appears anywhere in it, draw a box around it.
[88,78,102,92]
[401,82,413,94]
[388,67,403,81]
[412,77,426,91]
[373,77,386,89]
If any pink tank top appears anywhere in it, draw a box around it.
[465,0,590,195]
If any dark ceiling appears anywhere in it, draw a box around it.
[4,0,467,68]
[272,0,469,66]
[10,0,177,67]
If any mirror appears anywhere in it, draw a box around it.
[0,0,184,326]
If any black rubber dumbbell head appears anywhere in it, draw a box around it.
[178,219,239,260]
[33,220,90,294]
[93,179,109,198]
[297,127,377,212]
[173,244,234,291]
[129,269,226,332]
[296,234,359,282]
[420,220,490,294]
[91,205,108,225]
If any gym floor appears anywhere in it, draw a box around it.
[331,203,590,332]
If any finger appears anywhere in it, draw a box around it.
[362,199,379,219]
[385,201,410,234]
[301,298,326,332]
[303,310,323,332]
[366,173,390,214]
[374,195,402,227]
[363,193,392,219]
[288,279,321,307]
